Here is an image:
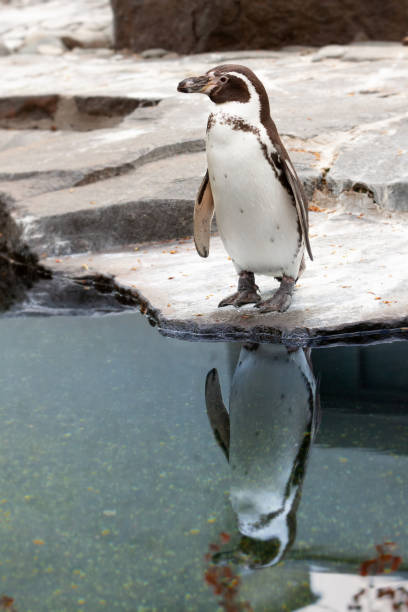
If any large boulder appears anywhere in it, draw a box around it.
[110,0,408,53]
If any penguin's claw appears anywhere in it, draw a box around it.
[218,290,261,308]
[218,293,237,307]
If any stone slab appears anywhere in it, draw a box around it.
[0,44,407,216]
[328,118,408,212]
[0,0,113,52]
[0,45,407,138]
[44,205,408,346]
[17,151,205,254]
[9,146,318,255]
[0,41,408,339]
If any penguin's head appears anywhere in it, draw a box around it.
[177,64,268,109]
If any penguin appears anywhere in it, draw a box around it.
[205,344,320,569]
[177,64,313,312]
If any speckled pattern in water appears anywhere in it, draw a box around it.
[0,312,407,611]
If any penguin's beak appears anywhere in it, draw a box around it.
[177,74,214,94]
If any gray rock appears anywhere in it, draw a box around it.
[0,198,46,311]
[16,151,206,255]
[91,48,115,58]
[44,204,408,346]
[311,45,346,62]
[110,0,408,54]
[37,43,64,55]
[327,119,408,212]
[18,34,66,54]
[61,27,112,50]
[10,143,318,256]
[1,0,113,52]
[312,42,407,63]
[0,43,408,341]
[141,48,169,59]
[0,41,10,56]
[341,41,408,62]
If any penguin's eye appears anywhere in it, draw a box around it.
[219,76,229,84]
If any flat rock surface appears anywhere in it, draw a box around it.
[45,204,408,345]
[0,36,408,342]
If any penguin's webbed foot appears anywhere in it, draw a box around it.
[218,289,261,308]
[256,275,295,313]
[257,291,292,313]
[218,270,261,308]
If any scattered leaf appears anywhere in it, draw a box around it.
[0,595,14,609]
[308,204,326,213]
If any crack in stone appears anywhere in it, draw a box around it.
[351,182,375,200]
[74,138,205,187]
[0,139,205,192]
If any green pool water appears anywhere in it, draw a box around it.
[0,312,407,611]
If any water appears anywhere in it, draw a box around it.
[0,312,407,611]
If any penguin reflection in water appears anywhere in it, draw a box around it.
[205,344,319,568]
[177,65,313,312]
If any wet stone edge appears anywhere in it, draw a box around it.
[75,273,408,348]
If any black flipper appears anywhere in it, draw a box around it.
[205,368,230,461]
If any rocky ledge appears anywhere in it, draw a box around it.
[1,42,408,344]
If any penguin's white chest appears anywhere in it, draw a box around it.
[206,118,303,278]
[229,345,314,540]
